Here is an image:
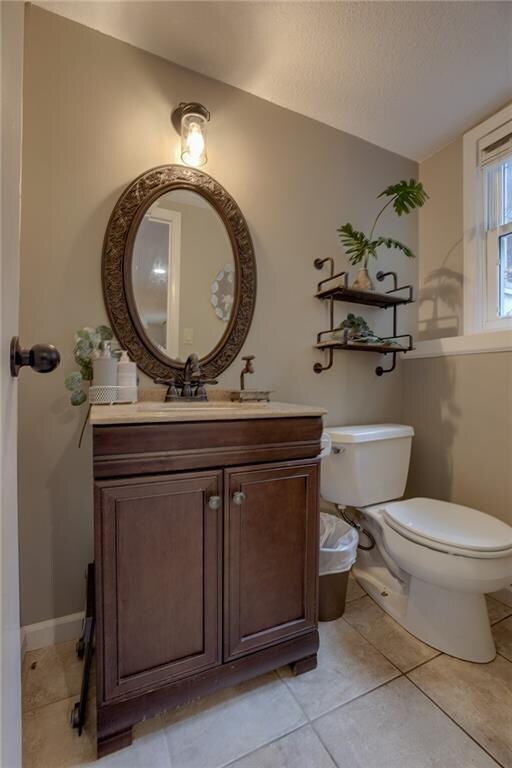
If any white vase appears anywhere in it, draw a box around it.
[351,267,374,292]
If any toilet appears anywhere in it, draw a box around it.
[321,424,512,663]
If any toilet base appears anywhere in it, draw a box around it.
[353,565,496,664]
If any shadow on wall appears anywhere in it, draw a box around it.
[417,238,463,341]
[404,355,461,502]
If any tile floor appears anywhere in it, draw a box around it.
[22,575,512,768]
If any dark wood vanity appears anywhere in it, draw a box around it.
[92,404,323,757]
[91,163,324,757]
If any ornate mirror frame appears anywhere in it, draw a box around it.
[102,165,257,381]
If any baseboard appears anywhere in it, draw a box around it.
[492,585,512,607]
[21,611,84,655]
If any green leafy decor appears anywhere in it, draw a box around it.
[64,325,114,406]
[332,313,405,349]
[337,179,429,270]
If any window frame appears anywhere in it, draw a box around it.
[463,103,512,335]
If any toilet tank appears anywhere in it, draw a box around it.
[321,424,414,507]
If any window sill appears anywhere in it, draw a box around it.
[403,330,512,359]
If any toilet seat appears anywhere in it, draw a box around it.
[381,497,512,559]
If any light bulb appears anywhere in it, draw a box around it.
[181,111,208,166]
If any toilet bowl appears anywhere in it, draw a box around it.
[321,424,512,663]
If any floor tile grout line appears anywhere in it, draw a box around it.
[280,626,403,725]
[496,651,512,664]
[405,673,504,768]
[307,671,404,725]
[490,613,512,628]
[22,691,82,716]
[342,590,445,674]
[218,721,310,768]
[188,670,311,768]
[308,676,415,766]
[308,723,343,768]
[159,712,174,768]
[339,615,418,676]
[277,671,315,725]
[345,593,367,605]
[404,651,443,674]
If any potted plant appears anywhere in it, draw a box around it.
[64,325,114,406]
[337,179,428,291]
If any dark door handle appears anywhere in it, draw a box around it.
[10,336,60,377]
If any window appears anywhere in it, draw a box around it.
[462,104,512,338]
[483,132,512,328]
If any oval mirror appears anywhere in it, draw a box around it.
[102,165,256,381]
[131,189,234,361]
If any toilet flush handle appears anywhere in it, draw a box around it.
[332,446,345,455]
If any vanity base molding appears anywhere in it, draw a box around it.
[97,633,318,759]
[93,415,322,758]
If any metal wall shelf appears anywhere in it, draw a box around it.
[315,284,412,308]
[313,257,414,376]
[315,340,411,355]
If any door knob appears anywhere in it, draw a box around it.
[208,495,221,510]
[232,491,246,506]
[10,336,60,377]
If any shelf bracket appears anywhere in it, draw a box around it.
[313,346,334,374]
[375,351,397,377]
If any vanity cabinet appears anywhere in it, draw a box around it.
[92,410,322,758]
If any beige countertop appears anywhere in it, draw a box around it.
[90,400,326,426]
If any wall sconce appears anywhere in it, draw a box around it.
[171,102,210,167]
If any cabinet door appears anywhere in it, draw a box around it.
[224,462,319,661]
[96,472,222,701]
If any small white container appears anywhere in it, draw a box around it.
[117,351,137,403]
[93,341,117,388]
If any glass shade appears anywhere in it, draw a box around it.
[181,111,208,167]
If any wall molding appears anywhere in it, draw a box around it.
[403,330,512,359]
[21,612,84,656]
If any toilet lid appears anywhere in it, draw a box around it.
[383,497,512,553]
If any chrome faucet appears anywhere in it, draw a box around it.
[155,353,217,402]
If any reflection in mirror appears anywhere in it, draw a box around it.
[132,189,234,361]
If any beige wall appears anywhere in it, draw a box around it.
[404,132,512,525]
[417,139,463,341]
[19,6,417,625]
[404,353,512,524]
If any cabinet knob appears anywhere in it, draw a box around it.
[232,491,246,506]
[208,495,221,510]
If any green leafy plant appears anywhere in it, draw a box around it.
[65,325,113,406]
[337,179,429,269]
[332,313,405,349]
[335,313,374,339]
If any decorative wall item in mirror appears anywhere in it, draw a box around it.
[211,263,235,322]
[102,165,256,381]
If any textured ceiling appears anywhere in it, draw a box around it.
[35,1,512,160]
